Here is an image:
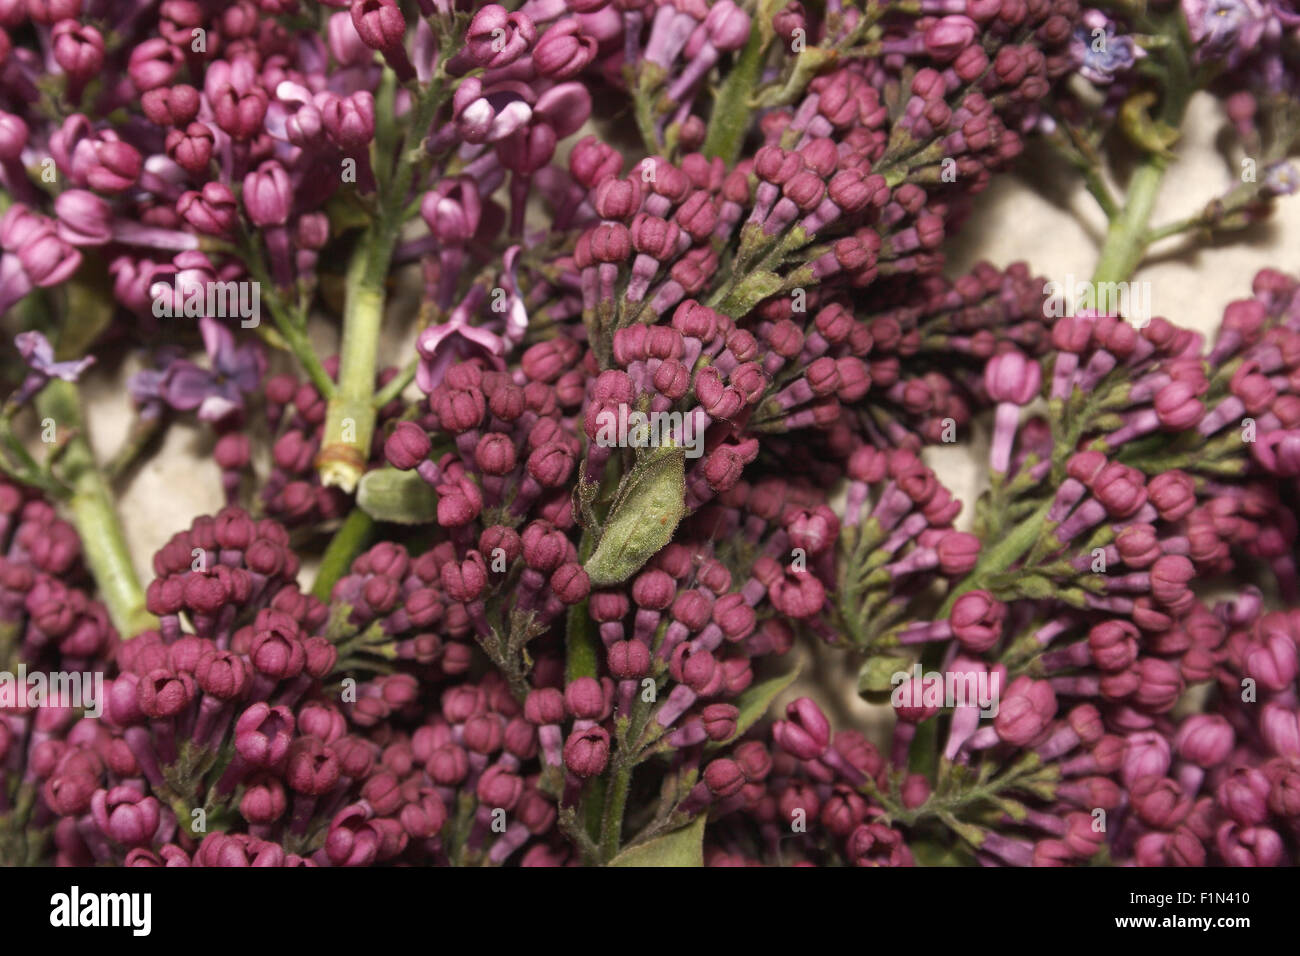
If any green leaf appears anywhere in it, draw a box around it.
[719,269,784,319]
[1119,91,1178,159]
[857,654,913,700]
[702,25,768,166]
[59,262,116,360]
[909,839,975,867]
[356,467,439,524]
[706,664,801,751]
[608,814,706,867]
[585,446,686,587]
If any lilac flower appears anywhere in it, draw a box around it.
[415,286,509,394]
[158,318,266,424]
[10,331,95,406]
[126,347,186,421]
[1181,0,1269,59]
[1262,161,1300,197]
[1070,11,1144,84]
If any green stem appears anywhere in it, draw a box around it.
[311,508,376,601]
[599,759,633,862]
[1090,35,1194,286]
[318,234,390,491]
[937,497,1055,619]
[565,528,599,682]
[373,358,417,408]
[317,74,448,492]
[36,380,157,638]
[268,299,336,399]
[1090,156,1167,286]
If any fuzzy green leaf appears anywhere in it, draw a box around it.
[607,814,706,867]
[706,664,801,751]
[585,446,686,586]
[356,467,439,524]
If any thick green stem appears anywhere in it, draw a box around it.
[311,508,376,601]
[1090,33,1194,286]
[598,760,633,862]
[36,380,157,638]
[318,236,390,492]
[317,75,449,492]
[1090,156,1167,286]
[565,528,599,682]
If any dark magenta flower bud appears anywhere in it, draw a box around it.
[701,703,739,741]
[950,590,1004,652]
[477,765,524,810]
[286,737,341,795]
[165,122,213,176]
[91,787,161,847]
[1120,731,1171,788]
[322,91,376,150]
[569,135,622,187]
[593,176,642,221]
[1174,714,1234,768]
[136,668,194,719]
[563,726,609,777]
[234,703,295,766]
[1088,620,1139,672]
[923,14,977,61]
[534,20,597,79]
[177,182,238,237]
[524,687,565,725]
[773,697,830,759]
[936,531,980,575]
[400,792,448,838]
[475,432,517,475]
[551,563,591,605]
[464,4,536,69]
[608,640,652,678]
[350,0,407,51]
[243,161,292,228]
[994,676,1056,746]
[303,637,339,679]
[1147,470,1195,521]
[25,0,81,25]
[1092,462,1147,518]
[1130,775,1190,829]
[522,522,568,573]
[441,552,488,603]
[704,758,745,797]
[240,777,287,824]
[128,38,182,92]
[250,621,306,680]
[1217,768,1271,826]
[565,677,605,720]
[52,21,104,82]
[984,349,1041,404]
[1149,554,1195,612]
[1260,703,1300,758]
[427,745,469,786]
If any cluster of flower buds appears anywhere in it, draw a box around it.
[1,479,116,865]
